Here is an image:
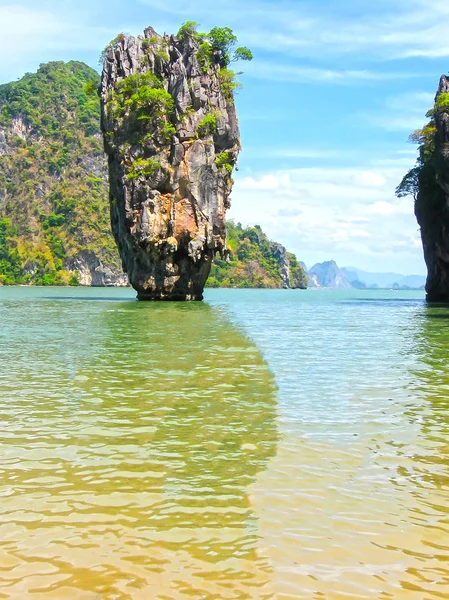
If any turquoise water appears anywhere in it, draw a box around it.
[2,287,449,598]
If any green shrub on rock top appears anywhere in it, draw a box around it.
[177,21,200,41]
[176,22,252,71]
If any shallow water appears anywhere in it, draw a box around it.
[1,287,449,598]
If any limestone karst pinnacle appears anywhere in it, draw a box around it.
[412,75,449,302]
[100,26,241,300]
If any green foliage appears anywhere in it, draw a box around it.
[214,151,233,173]
[128,87,174,117]
[435,92,449,112]
[395,166,421,201]
[217,67,243,99]
[287,252,307,289]
[208,26,238,64]
[176,22,252,72]
[107,72,174,144]
[142,36,159,49]
[395,88,449,211]
[0,61,121,286]
[83,80,97,96]
[0,218,22,285]
[115,71,162,95]
[42,213,66,229]
[197,114,217,137]
[206,221,307,289]
[0,61,101,137]
[233,47,253,62]
[160,121,176,142]
[177,21,200,40]
[126,158,162,180]
[197,42,213,72]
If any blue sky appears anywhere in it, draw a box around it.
[2,0,449,274]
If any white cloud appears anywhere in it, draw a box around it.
[359,91,435,133]
[0,4,112,52]
[138,0,449,60]
[0,4,121,82]
[244,147,337,160]
[243,61,421,85]
[2,0,449,85]
[229,163,425,273]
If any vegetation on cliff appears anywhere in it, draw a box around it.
[396,75,449,301]
[100,23,248,300]
[0,57,306,290]
[0,61,121,285]
[207,221,307,289]
[395,89,443,212]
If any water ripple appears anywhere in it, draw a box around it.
[1,287,449,598]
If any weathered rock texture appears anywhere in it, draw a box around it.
[416,75,449,302]
[101,27,240,300]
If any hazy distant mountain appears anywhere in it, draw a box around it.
[305,262,426,290]
[341,267,426,289]
[307,261,352,289]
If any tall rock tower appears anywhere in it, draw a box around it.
[100,25,242,300]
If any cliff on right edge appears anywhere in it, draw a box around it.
[399,75,449,301]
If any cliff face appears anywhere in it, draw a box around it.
[414,75,449,302]
[0,61,127,287]
[207,222,307,289]
[307,260,351,289]
[101,27,240,300]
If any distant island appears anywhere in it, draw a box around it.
[306,260,425,290]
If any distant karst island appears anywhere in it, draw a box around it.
[306,260,425,290]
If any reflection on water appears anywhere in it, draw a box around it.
[0,291,278,599]
[4,288,449,599]
[213,291,449,599]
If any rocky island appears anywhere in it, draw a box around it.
[0,43,306,290]
[100,23,248,300]
[0,61,126,286]
[398,75,449,302]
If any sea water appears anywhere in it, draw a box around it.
[1,287,448,599]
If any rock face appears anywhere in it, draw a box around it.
[307,260,351,289]
[100,27,240,300]
[68,252,128,287]
[269,242,292,288]
[415,75,449,302]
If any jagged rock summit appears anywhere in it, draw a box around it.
[100,25,242,300]
[307,260,351,289]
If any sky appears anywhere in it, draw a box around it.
[2,0,449,274]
